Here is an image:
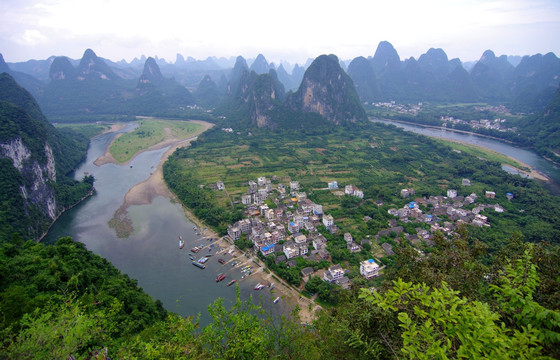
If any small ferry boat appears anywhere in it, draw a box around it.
[254,283,264,290]
[216,273,226,282]
[192,261,205,269]
[273,297,280,304]
[227,279,236,286]
[218,258,226,264]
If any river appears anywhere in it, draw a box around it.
[371,118,560,195]
[44,124,287,325]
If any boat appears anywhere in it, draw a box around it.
[191,247,200,253]
[254,283,264,290]
[227,279,236,286]
[216,273,226,282]
[189,256,194,260]
[218,258,226,264]
[273,297,280,304]
[179,240,184,249]
[198,257,209,264]
[269,283,274,289]
[192,261,205,269]
[179,235,183,240]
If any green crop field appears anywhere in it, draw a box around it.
[109,119,203,163]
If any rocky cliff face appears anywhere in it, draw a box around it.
[234,70,285,128]
[0,136,57,219]
[287,54,366,124]
[0,73,93,240]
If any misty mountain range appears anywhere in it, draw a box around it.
[1,40,560,119]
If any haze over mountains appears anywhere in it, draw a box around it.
[1,40,560,120]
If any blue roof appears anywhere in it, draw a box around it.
[507,192,513,196]
[262,244,274,251]
[368,259,375,263]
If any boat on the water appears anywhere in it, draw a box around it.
[179,240,185,249]
[191,247,201,253]
[254,283,264,290]
[218,258,226,264]
[192,261,205,269]
[273,297,280,304]
[189,256,194,260]
[216,273,226,282]
[198,257,209,264]
[227,279,236,286]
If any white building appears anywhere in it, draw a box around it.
[324,264,345,282]
[360,259,380,279]
[257,176,267,186]
[242,194,252,205]
[328,181,338,189]
[447,189,457,198]
[322,214,334,227]
[227,226,241,241]
[290,181,300,191]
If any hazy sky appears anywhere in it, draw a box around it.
[1,0,559,65]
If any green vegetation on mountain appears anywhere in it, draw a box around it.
[2,232,558,358]
[0,73,93,241]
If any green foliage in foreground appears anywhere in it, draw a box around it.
[359,247,560,359]
[1,233,559,359]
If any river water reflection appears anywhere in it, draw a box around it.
[44,124,285,325]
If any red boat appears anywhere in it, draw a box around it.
[191,247,201,253]
[216,273,226,282]
[227,279,236,286]
[218,258,226,264]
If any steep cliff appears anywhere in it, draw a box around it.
[287,54,366,124]
[0,73,92,241]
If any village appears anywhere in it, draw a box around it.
[217,175,511,292]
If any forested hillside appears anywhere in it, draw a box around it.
[0,73,93,241]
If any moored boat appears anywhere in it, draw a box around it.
[218,258,226,264]
[216,273,226,282]
[192,261,205,269]
[227,279,236,286]
[191,247,200,253]
[273,297,280,304]
[254,283,264,290]
[198,257,209,264]
[179,240,184,249]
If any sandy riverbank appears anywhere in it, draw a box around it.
[98,119,319,322]
[437,137,549,181]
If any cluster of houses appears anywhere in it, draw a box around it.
[376,182,511,255]
[441,115,515,132]
[226,176,380,289]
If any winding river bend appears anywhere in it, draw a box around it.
[371,118,560,195]
[44,120,559,322]
[44,124,285,324]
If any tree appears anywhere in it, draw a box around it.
[359,250,560,360]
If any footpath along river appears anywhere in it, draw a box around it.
[371,118,560,195]
[44,123,290,325]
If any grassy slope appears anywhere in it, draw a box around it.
[109,119,203,163]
